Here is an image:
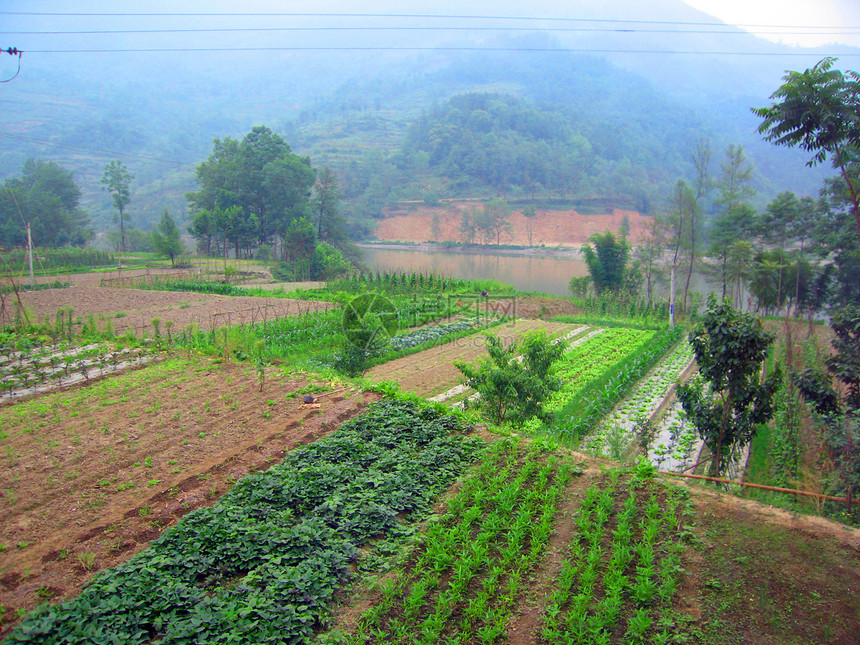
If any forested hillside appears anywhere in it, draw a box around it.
[0,2,851,240]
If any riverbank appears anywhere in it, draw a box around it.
[357,241,584,260]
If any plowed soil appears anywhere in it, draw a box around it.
[0,356,378,634]
[365,319,581,397]
[13,285,333,337]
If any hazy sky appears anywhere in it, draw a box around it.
[684,0,860,47]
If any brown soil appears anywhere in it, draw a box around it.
[684,486,860,645]
[365,319,581,397]
[13,284,333,336]
[375,204,652,246]
[0,356,379,635]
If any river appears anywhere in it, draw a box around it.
[357,245,588,297]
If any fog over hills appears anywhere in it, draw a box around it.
[2,0,858,235]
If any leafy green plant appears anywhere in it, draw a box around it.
[7,399,481,644]
[455,329,566,424]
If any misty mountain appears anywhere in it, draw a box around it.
[1,0,855,238]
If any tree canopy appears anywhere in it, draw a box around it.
[101,160,133,253]
[0,159,91,248]
[581,230,631,295]
[151,209,184,266]
[186,126,316,249]
[678,296,781,477]
[753,57,860,237]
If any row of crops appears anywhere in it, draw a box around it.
[336,452,689,644]
[0,335,152,401]
[587,339,696,461]
[5,400,483,643]
[0,249,116,275]
[351,438,579,644]
[519,326,684,442]
[541,463,689,644]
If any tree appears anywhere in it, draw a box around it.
[709,144,756,300]
[188,209,218,257]
[0,159,91,248]
[151,209,184,266]
[757,191,818,314]
[794,305,860,504]
[814,168,860,308]
[101,160,133,253]
[522,205,537,246]
[684,140,711,311]
[677,296,781,477]
[454,330,566,424]
[458,207,477,244]
[753,57,860,237]
[281,216,317,279]
[581,230,630,295]
[311,167,348,247]
[633,217,664,305]
[187,126,315,252]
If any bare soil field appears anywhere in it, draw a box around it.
[0,356,378,633]
[375,204,652,246]
[365,319,581,397]
[12,285,334,336]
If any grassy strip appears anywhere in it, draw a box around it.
[542,461,690,644]
[550,314,670,332]
[348,437,581,644]
[5,399,483,644]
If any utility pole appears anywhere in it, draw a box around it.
[669,260,676,327]
[26,222,34,288]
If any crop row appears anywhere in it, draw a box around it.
[545,327,684,442]
[542,461,689,644]
[387,318,481,353]
[520,328,655,436]
[5,399,483,644]
[647,400,703,473]
[350,437,580,644]
[586,339,694,459]
[0,338,153,401]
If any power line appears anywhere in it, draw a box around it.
[7,26,860,36]
[0,11,856,31]
[16,46,860,57]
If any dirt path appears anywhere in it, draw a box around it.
[0,357,378,633]
[365,319,581,397]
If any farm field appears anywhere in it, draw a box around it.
[0,269,858,643]
[14,285,334,337]
[0,355,378,628]
[365,319,582,398]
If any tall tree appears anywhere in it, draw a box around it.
[581,230,630,295]
[101,160,133,253]
[151,209,184,266]
[522,205,537,246]
[311,167,347,247]
[753,57,860,237]
[659,180,698,315]
[187,126,315,252]
[678,296,781,477]
[709,144,757,302]
[684,140,711,311]
[709,144,756,299]
[0,159,91,248]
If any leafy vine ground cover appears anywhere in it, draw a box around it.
[4,400,482,644]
